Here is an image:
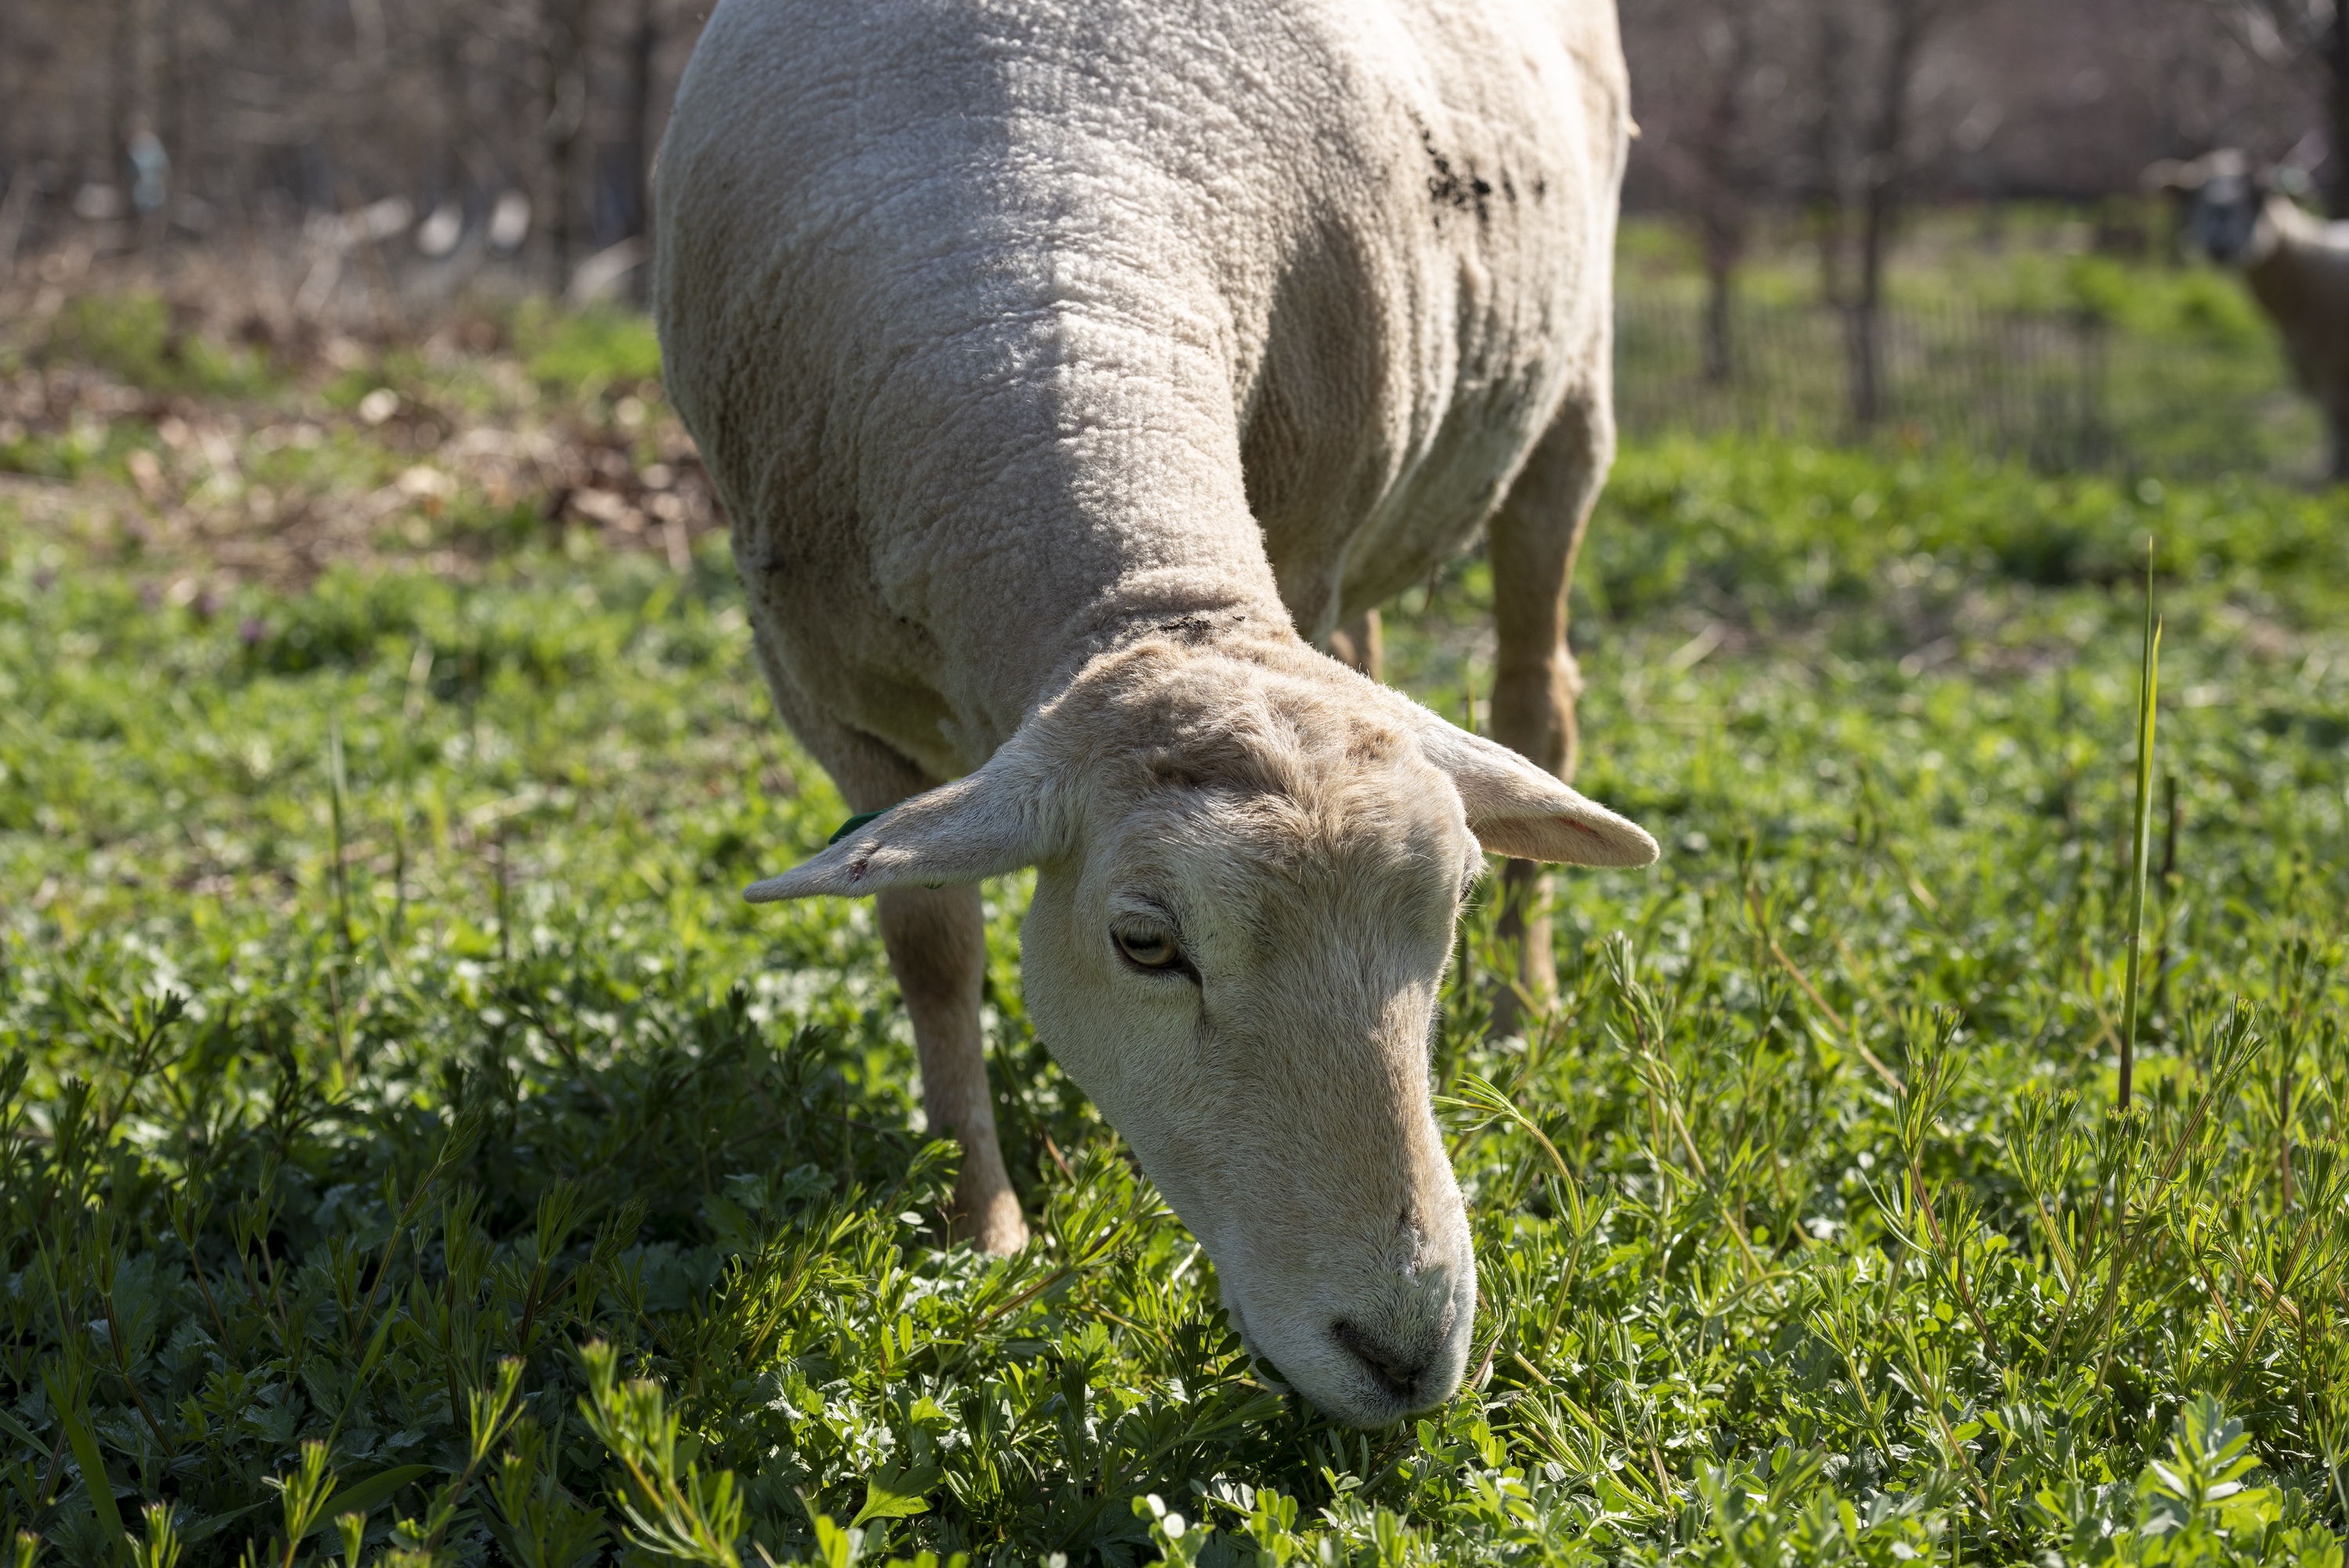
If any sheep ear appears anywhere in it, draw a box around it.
[2269,164,2314,199]
[745,759,1054,902]
[1413,715,1658,869]
[2142,158,2192,195]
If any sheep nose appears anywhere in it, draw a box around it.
[1331,1320,1429,1399]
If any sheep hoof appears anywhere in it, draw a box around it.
[960,1188,1030,1256]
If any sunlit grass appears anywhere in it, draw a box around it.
[2,308,2347,1566]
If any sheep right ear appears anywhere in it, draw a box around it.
[745,753,1060,901]
[1411,713,1659,870]
[2142,159,2192,195]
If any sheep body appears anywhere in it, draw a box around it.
[2239,197,2349,475]
[657,0,1629,776]
[655,0,1651,1429]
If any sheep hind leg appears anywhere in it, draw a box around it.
[1485,397,1611,1033]
[878,884,1029,1254]
[1326,607,1384,679]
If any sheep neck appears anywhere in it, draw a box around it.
[880,312,1301,760]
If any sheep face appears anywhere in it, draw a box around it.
[2148,151,2269,266]
[745,639,1656,1426]
[1019,723,1480,1426]
[2187,171,2264,265]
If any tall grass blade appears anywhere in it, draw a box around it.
[44,1370,128,1566]
[327,712,354,953]
[2118,542,2162,1111]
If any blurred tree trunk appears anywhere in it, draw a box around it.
[107,0,135,194]
[1698,9,1757,384]
[161,0,184,209]
[1849,0,1955,432]
[1641,0,1773,384]
[2333,0,2349,216]
[621,0,659,300]
[542,0,591,286]
[436,18,466,210]
[1810,1,1853,308]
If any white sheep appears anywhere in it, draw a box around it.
[655,0,1654,1428]
[2149,149,2349,479]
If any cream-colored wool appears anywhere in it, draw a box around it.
[2149,151,2349,478]
[2238,198,2349,478]
[656,0,1651,1428]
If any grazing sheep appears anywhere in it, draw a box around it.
[655,0,1654,1427]
[2148,150,2349,478]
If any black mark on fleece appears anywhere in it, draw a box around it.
[1150,609,1249,645]
[1420,128,1515,229]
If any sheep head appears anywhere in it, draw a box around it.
[745,633,1656,1426]
[2145,150,2303,266]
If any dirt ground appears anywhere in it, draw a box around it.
[2,240,725,592]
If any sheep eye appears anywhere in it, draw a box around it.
[1113,928,1183,971]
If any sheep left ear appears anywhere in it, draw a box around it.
[745,750,1058,902]
[1413,714,1659,869]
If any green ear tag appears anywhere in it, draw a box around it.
[829,809,886,846]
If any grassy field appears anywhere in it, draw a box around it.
[3,290,2349,1567]
[1612,211,2328,481]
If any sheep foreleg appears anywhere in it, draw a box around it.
[878,884,1030,1253]
[1327,608,1384,680]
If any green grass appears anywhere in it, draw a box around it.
[3,309,2349,1568]
[36,293,278,400]
[1612,211,2326,481]
[510,304,666,395]
[1614,208,2273,334]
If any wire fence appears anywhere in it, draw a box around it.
[1613,294,2326,481]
